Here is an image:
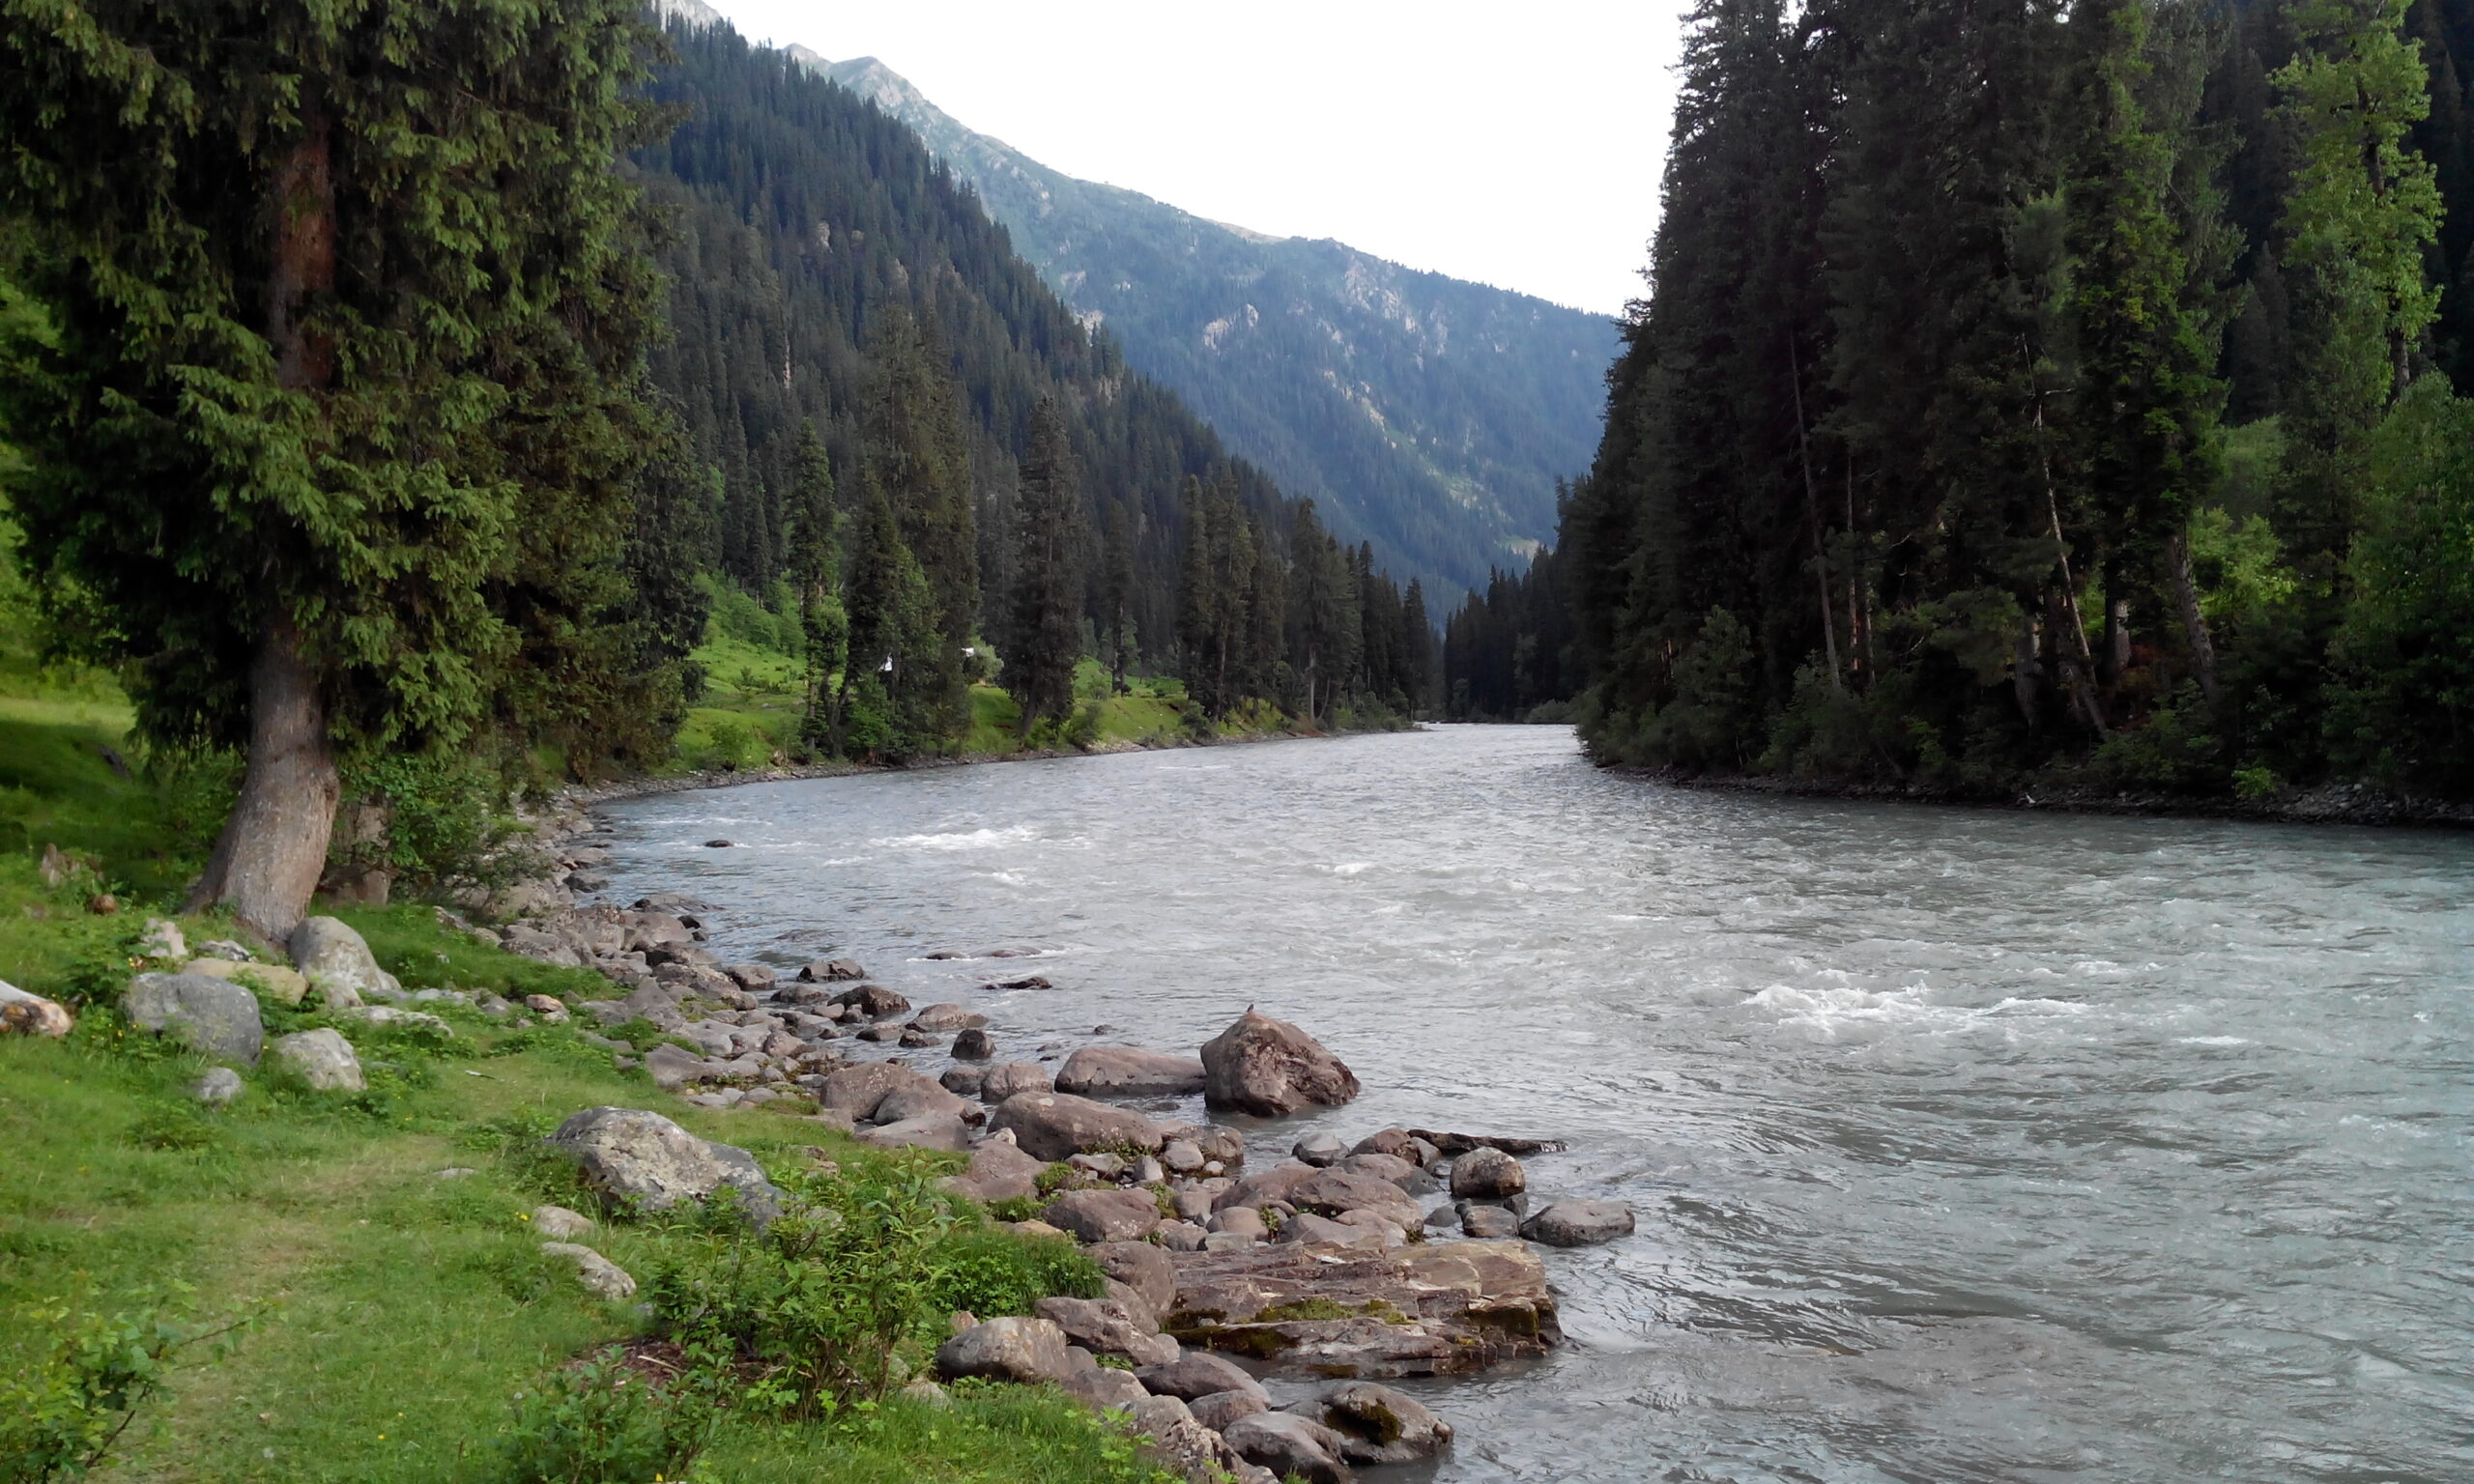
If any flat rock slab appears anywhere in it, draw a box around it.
[1165,1239,1561,1379]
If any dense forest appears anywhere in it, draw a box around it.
[0,3,1435,938]
[1449,0,2474,801]
[635,21,1436,750]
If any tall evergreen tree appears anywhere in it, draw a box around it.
[0,0,664,938]
[1008,399,1085,732]
[786,422,848,756]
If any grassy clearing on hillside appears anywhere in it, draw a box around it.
[0,895,1172,1484]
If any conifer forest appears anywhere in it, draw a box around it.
[1449,0,2474,803]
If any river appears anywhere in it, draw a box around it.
[592,725,2474,1483]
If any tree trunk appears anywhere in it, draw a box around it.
[187,625,340,942]
[1787,333,1843,692]
[189,111,341,943]
[322,795,392,905]
[2168,530,2220,710]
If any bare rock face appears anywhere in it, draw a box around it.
[989,1091,1164,1161]
[1033,1295,1179,1366]
[1043,1187,1165,1244]
[1291,1380,1454,1464]
[0,980,73,1039]
[269,1028,365,1092]
[1164,1239,1561,1379]
[287,916,399,1007]
[1222,1410,1354,1484]
[933,1315,1078,1384]
[1200,1011,1359,1117]
[937,1139,1049,1204]
[547,1106,783,1224]
[1521,1199,1634,1246]
[1056,1045,1208,1098]
[123,972,263,1065]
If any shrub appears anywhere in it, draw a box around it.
[920,1226,1104,1318]
[0,1285,247,1482]
[498,1355,724,1484]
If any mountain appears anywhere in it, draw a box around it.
[795,51,1618,600]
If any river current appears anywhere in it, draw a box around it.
[592,726,2474,1484]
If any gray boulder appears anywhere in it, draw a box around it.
[1222,1411,1354,1484]
[1061,1365,1147,1413]
[1136,1351,1269,1406]
[933,1315,1077,1384]
[191,1067,245,1105]
[1200,1010,1360,1117]
[936,1139,1048,1204]
[950,1028,996,1061]
[1459,1203,1520,1239]
[1189,1386,1269,1431]
[540,1242,636,1300]
[1043,1187,1164,1244]
[989,1091,1164,1161]
[854,1113,971,1152]
[1034,1295,1178,1366]
[642,1042,707,1090]
[1292,1132,1347,1167]
[0,980,73,1039]
[287,916,399,1007]
[979,1060,1052,1102]
[939,1065,988,1096]
[1286,1170,1425,1230]
[1522,1199,1634,1246]
[799,956,867,982]
[873,1081,976,1126]
[1338,1152,1420,1184]
[820,1061,938,1119]
[1089,1241,1177,1315]
[1450,1146,1526,1200]
[831,984,909,1018]
[123,972,262,1065]
[1293,1381,1453,1465]
[1056,1045,1208,1098]
[1275,1213,1366,1246]
[270,1028,364,1092]
[906,1003,988,1033]
[1125,1391,1195,1438]
[532,1204,594,1239]
[547,1106,783,1224]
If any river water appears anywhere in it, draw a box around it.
[592,726,2474,1484]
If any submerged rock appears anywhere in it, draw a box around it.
[1057,1045,1208,1097]
[1291,1380,1454,1464]
[1522,1199,1634,1247]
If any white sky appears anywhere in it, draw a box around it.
[701,1,1684,315]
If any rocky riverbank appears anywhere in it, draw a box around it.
[432,801,1636,1483]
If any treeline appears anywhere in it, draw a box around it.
[637,20,1431,749]
[1452,0,2474,799]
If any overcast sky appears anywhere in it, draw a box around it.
[699,1,1684,315]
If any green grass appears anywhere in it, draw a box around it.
[0,714,230,903]
[0,901,1171,1484]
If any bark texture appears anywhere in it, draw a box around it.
[187,626,339,942]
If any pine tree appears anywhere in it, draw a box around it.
[1008,399,1085,732]
[864,306,978,746]
[839,471,938,758]
[0,0,665,938]
[785,422,848,756]
[1099,504,1136,694]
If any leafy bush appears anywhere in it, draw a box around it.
[645,1161,963,1415]
[499,1355,723,1484]
[920,1226,1104,1319]
[330,750,523,895]
[0,1285,247,1482]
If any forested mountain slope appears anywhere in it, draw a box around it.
[1447,0,2474,802]
[636,18,1433,743]
[800,51,1618,600]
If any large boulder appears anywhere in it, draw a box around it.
[1222,1411,1353,1484]
[287,916,399,1007]
[0,980,72,1039]
[1061,1365,1148,1413]
[831,984,909,1018]
[178,956,311,1007]
[1056,1045,1208,1098]
[1143,1416,1280,1484]
[1189,1387,1269,1431]
[1449,1147,1526,1200]
[269,1028,364,1092]
[979,1061,1053,1102]
[906,1003,988,1033]
[1286,1170,1424,1231]
[1033,1295,1178,1366]
[1135,1351,1268,1405]
[937,1140,1049,1205]
[989,1092,1164,1161]
[873,1081,975,1126]
[1163,1239,1562,1379]
[799,956,867,983]
[1521,1199,1634,1247]
[1043,1188,1165,1244]
[123,972,262,1065]
[933,1316,1077,1384]
[1089,1241,1177,1316]
[1199,1011,1359,1117]
[820,1062,938,1119]
[853,1114,971,1152]
[1292,1381,1454,1464]
[547,1106,783,1224]
[1210,1161,1321,1213]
